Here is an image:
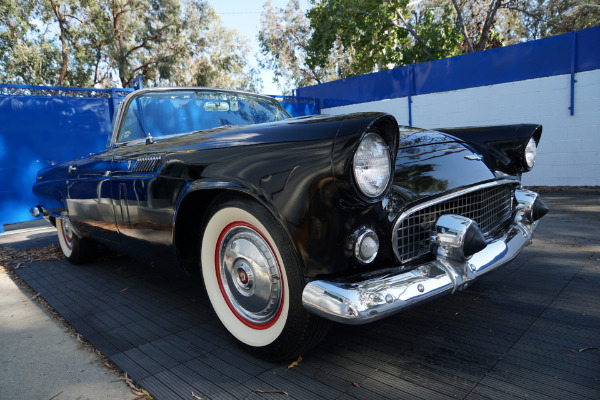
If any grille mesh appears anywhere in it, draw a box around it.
[132,155,162,173]
[395,185,514,263]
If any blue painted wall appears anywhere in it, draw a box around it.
[297,27,600,109]
[276,95,320,117]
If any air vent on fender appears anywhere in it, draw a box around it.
[132,155,162,173]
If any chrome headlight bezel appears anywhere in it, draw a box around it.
[524,137,537,169]
[352,132,392,199]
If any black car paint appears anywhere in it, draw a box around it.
[436,124,543,175]
[34,110,542,279]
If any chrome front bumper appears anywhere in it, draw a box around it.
[302,189,546,324]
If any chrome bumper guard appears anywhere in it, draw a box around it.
[302,189,546,324]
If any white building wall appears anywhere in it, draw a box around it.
[322,69,600,186]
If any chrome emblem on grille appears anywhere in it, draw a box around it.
[465,154,483,161]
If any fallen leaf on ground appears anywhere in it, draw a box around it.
[0,244,65,266]
[120,287,129,292]
[352,382,361,388]
[579,347,599,353]
[191,392,202,399]
[48,390,64,400]
[24,293,41,302]
[286,355,302,370]
[253,389,288,396]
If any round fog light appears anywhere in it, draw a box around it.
[354,228,379,264]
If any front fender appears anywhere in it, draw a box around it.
[436,124,543,175]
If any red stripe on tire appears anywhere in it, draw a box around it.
[214,221,285,330]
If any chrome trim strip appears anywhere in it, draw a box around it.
[391,179,518,263]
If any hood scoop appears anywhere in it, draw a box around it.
[132,155,162,173]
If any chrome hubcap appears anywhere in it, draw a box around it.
[62,220,73,248]
[218,225,282,325]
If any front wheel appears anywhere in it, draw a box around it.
[56,218,97,264]
[200,198,330,361]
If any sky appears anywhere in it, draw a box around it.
[208,0,311,96]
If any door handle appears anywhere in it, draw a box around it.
[68,164,77,174]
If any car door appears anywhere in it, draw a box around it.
[65,150,120,243]
[108,93,185,267]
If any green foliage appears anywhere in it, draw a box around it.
[306,0,462,75]
[516,0,600,39]
[165,3,262,92]
[401,3,463,64]
[258,0,351,94]
[0,0,60,85]
[0,0,260,89]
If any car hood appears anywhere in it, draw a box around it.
[113,114,347,157]
[397,125,459,148]
[390,127,500,204]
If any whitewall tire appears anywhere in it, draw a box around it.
[200,197,330,361]
[56,217,97,264]
[57,218,74,258]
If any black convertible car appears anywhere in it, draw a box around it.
[31,87,548,360]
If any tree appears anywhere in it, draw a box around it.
[258,0,356,94]
[0,0,261,89]
[449,0,505,52]
[508,0,600,39]
[0,0,60,85]
[85,0,190,88]
[163,3,262,91]
[306,0,462,76]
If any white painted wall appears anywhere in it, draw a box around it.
[322,69,600,186]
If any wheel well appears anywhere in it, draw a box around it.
[174,189,261,276]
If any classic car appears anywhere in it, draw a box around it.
[31,87,548,361]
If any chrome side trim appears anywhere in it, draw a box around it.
[391,179,518,263]
[302,189,542,324]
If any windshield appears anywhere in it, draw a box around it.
[117,90,291,142]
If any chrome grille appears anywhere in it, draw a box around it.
[394,184,514,263]
[132,155,162,174]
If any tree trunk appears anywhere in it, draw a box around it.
[474,0,503,51]
[50,0,68,86]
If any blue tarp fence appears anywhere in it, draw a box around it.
[0,85,133,231]
[0,85,319,231]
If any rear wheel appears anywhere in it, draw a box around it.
[200,198,330,361]
[56,218,97,264]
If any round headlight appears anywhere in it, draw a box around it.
[525,137,537,168]
[353,132,391,198]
